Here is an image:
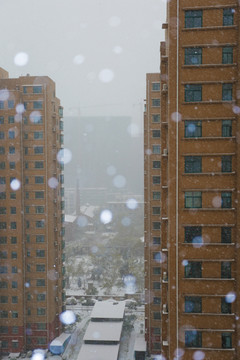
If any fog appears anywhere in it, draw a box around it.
[1,0,165,119]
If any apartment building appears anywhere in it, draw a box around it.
[0,68,65,353]
[144,1,240,359]
[144,73,162,354]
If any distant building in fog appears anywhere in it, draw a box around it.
[0,68,65,353]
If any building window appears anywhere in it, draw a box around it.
[8,130,15,139]
[36,220,45,228]
[32,114,43,124]
[34,146,43,154]
[185,84,202,102]
[11,236,17,244]
[222,120,232,137]
[35,161,44,168]
[185,10,202,28]
[185,261,202,278]
[0,296,8,303]
[222,84,232,101]
[0,131,4,139]
[153,297,161,305]
[12,281,18,288]
[0,222,7,229]
[153,176,160,185]
[0,116,4,124]
[0,265,7,274]
[34,131,43,140]
[221,261,231,279]
[8,100,14,109]
[185,48,202,65]
[9,161,15,169]
[184,156,202,173]
[11,206,17,213]
[35,176,44,184]
[223,8,234,26]
[153,161,161,169]
[0,251,7,259]
[12,266,17,273]
[152,130,160,138]
[184,226,202,244]
[185,296,202,313]
[153,252,162,262]
[152,99,160,107]
[0,101,4,109]
[152,207,160,215]
[12,296,18,304]
[9,146,15,154]
[153,312,161,320]
[222,47,233,64]
[185,331,202,348]
[221,155,232,173]
[153,282,161,290]
[0,207,6,214]
[152,114,160,123]
[35,191,44,199]
[0,147,5,154]
[37,323,47,330]
[153,237,160,245]
[36,235,45,243]
[0,192,6,199]
[0,326,8,333]
[12,326,19,334]
[35,206,44,214]
[8,116,14,123]
[37,279,45,286]
[152,145,161,154]
[185,191,202,208]
[33,86,43,94]
[37,308,46,316]
[10,222,17,230]
[221,227,231,243]
[185,120,202,138]
[153,190,160,200]
[0,311,8,318]
[221,192,232,208]
[11,252,17,259]
[36,250,45,257]
[36,264,45,272]
[152,82,160,91]
[33,101,43,109]
[153,267,161,275]
[222,333,232,349]
[0,237,7,244]
[153,222,161,230]
[221,297,231,314]
[37,293,46,301]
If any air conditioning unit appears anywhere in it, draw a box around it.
[54,227,58,232]
[54,241,58,247]
[163,148,168,156]
[163,304,167,312]
[163,272,168,281]
[55,297,59,302]
[52,127,56,132]
[163,84,168,91]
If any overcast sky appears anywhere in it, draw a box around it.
[1,0,166,121]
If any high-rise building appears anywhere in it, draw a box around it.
[144,73,162,354]
[0,68,65,353]
[145,1,240,359]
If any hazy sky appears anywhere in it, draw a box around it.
[2,0,166,121]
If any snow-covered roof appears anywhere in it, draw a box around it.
[77,344,120,360]
[90,300,125,320]
[80,205,97,218]
[83,322,123,342]
[50,333,71,346]
[134,336,147,352]
[65,215,77,223]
